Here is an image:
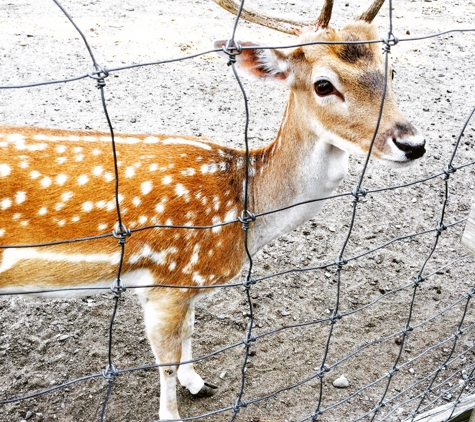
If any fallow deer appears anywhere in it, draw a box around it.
[0,0,425,420]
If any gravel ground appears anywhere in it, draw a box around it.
[0,1,475,422]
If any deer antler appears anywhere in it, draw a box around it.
[356,0,386,23]
[211,0,315,35]
[315,0,334,29]
[212,0,384,35]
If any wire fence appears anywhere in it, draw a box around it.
[0,0,475,421]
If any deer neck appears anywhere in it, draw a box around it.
[248,93,349,253]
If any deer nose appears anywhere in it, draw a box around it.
[393,138,426,160]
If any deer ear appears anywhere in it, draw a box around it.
[214,40,289,82]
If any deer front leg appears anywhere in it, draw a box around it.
[143,294,187,421]
[177,303,218,397]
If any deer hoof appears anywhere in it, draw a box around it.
[194,382,218,397]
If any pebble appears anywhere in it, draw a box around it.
[332,374,350,388]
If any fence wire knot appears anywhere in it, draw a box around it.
[315,364,330,379]
[88,64,109,88]
[382,32,399,53]
[387,367,398,377]
[335,256,348,268]
[111,278,126,297]
[243,332,256,348]
[413,274,425,287]
[436,223,447,234]
[444,163,457,180]
[232,398,247,412]
[222,39,243,66]
[242,273,256,289]
[239,210,256,231]
[329,311,342,325]
[311,410,322,421]
[113,224,131,245]
[102,364,119,382]
[351,186,367,201]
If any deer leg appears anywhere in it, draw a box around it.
[142,294,187,421]
[177,303,218,397]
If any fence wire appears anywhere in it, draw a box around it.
[0,1,475,421]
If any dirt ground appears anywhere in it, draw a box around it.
[1,0,475,421]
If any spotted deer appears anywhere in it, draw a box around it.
[0,0,425,420]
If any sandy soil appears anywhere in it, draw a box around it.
[0,1,475,421]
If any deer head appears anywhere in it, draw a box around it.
[213,0,426,168]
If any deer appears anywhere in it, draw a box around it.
[0,0,425,420]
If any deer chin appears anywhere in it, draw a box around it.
[377,156,421,169]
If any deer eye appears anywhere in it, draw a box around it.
[314,80,335,97]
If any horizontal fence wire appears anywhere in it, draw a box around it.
[0,0,474,421]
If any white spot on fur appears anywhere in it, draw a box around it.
[93,166,103,176]
[30,170,41,179]
[56,157,67,165]
[15,192,26,204]
[78,175,89,185]
[0,229,5,236]
[162,175,172,185]
[104,173,114,182]
[141,181,153,195]
[212,216,222,233]
[182,244,200,274]
[41,177,52,188]
[56,145,67,154]
[175,184,189,200]
[56,174,68,186]
[98,223,108,231]
[1,198,12,210]
[149,163,158,172]
[139,216,148,225]
[62,192,73,202]
[82,201,93,212]
[192,272,206,285]
[181,168,196,176]
[133,197,142,207]
[0,164,11,177]
[38,207,47,216]
[125,166,135,178]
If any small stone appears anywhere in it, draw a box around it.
[58,334,69,341]
[332,374,349,388]
[25,411,33,420]
[219,370,227,380]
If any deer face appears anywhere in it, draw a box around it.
[216,22,425,169]
[293,21,425,167]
